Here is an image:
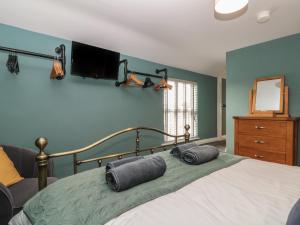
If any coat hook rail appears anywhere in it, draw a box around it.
[0,44,66,77]
[115,59,168,87]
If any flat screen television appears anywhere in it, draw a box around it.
[71,41,120,80]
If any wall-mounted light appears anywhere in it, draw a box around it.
[215,0,249,14]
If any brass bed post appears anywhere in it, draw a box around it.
[35,137,49,191]
[184,125,190,143]
[73,154,78,174]
[135,129,140,156]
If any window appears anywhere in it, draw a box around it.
[164,78,198,142]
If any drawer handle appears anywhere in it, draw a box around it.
[255,125,266,129]
[254,154,264,159]
[254,140,265,144]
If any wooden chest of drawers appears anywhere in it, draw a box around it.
[234,117,298,165]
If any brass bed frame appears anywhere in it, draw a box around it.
[35,125,191,190]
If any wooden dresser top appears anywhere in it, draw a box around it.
[233,116,299,121]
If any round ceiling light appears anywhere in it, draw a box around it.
[215,0,249,14]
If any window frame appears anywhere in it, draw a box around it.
[163,78,198,142]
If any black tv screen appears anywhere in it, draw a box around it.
[71,41,120,80]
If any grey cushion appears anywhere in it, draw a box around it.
[286,199,300,225]
[9,177,57,209]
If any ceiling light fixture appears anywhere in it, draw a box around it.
[215,0,249,14]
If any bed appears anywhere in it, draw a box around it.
[9,125,300,225]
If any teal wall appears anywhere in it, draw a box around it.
[227,33,300,164]
[0,23,217,177]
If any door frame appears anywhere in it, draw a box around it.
[217,76,226,138]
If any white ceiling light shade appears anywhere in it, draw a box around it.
[215,0,249,14]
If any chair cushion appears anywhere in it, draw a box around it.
[9,177,57,209]
[0,147,24,186]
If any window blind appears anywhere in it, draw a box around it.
[164,78,198,142]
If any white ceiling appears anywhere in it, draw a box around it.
[0,0,300,77]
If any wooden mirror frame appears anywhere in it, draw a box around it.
[249,75,289,117]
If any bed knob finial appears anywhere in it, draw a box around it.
[184,124,190,131]
[35,137,49,190]
[184,125,190,143]
[35,137,48,151]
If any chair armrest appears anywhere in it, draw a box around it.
[0,183,14,219]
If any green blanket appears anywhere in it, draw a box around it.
[24,151,245,225]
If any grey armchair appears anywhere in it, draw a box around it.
[0,145,57,225]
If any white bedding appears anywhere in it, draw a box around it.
[105,159,300,225]
[10,159,300,225]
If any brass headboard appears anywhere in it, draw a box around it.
[35,125,191,190]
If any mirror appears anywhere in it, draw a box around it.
[252,76,285,114]
[255,79,282,111]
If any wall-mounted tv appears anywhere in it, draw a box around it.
[71,41,120,80]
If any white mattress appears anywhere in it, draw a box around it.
[105,159,300,225]
[10,159,300,225]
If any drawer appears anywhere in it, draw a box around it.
[238,134,286,153]
[238,148,286,164]
[238,120,287,137]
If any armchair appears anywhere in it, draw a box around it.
[0,145,57,225]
